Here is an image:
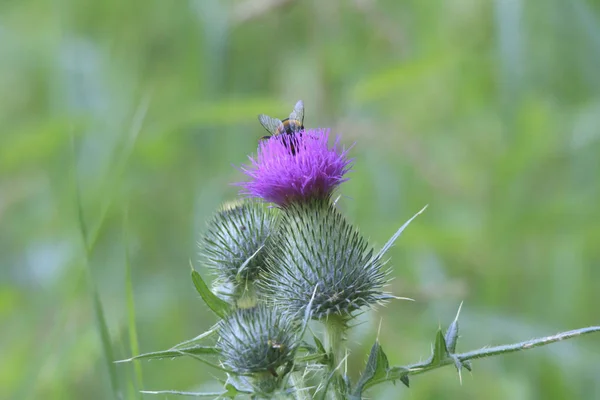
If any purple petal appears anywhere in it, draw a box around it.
[235,129,353,206]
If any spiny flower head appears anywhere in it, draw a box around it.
[258,200,391,320]
[237,129,352,207]
[199,200,276,294]
[217,305,300,376]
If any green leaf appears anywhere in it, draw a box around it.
[313,335,326,354]
[353,341,390,396]
[222,383,240,399]
[116,345,219,363]
[297,352,329,363]
[318,373,345,400]
[400,374,410,387]
[191,267,231,318]
[444,302,463,354]
[463,360,472,372]
[432,328,449,366]
[296,336,328,364]
[444,320,459,354]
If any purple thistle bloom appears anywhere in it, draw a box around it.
[237,129,353,206]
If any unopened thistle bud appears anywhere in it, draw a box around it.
[199,200,276,297]
[217,305,299,377]
[259,200,390,320]
[237,129,353,207]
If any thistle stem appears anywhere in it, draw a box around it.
[370,325,600,388]
[322,314,348,399]
[323,314,347,366]
[418,325,599,373]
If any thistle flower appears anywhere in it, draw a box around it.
[259,200,390,320]
[217,305,299,376]
[237,129,352,207]
[199,200,276,296]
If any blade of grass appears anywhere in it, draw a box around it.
[92,284,121,398]
[70,93,150,399]
[71,135,120,399]
[86,92,150,251]
[115,334,137,400]
[124,207,143,394]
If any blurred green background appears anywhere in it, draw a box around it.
[2,0,600,398]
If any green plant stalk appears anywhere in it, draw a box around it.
[370,326,600,388]
[323,314,347,365]
[322,314,348,399]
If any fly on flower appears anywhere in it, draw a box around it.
[258,100,305,154]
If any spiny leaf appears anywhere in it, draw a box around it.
[431,328,449,366]
[295,336,328,363]
[400,374,410,387]
[297,352,329,363]
[191,266,231,318]
[313,334,328,363]
[353,341,390,396]
[313,335,326,355]
[445,301,463,354]
[116,345,219,363]
[463,360,472,371]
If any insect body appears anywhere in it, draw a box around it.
[258,100,305,140]
[268,339,285,351]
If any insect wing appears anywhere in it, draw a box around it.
[288,100,304,126]
[258,114,284,136]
